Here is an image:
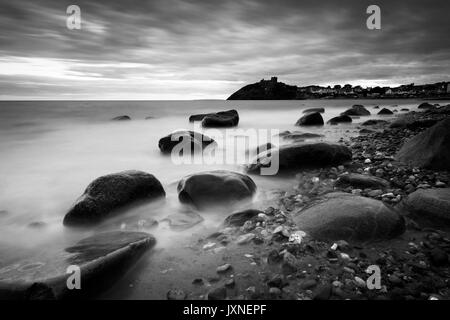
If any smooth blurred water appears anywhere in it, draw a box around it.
[0,99,437,270]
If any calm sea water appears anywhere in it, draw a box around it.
[0,99,441,298]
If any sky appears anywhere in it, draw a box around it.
[0,0,449,100]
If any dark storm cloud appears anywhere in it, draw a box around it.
[0,0,449,99]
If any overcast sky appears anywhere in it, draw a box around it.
[0,0,449,100]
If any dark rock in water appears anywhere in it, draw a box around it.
[418,102,435,109]
[401,108,410,112]
[341,105,371,116]
[295,112,324,126]
[280,131,324,140]
[327,115,352,124]
[145,116,155,120]
[335,173,389,189]
[373,106,380,109]
[63,171,166,226]
[224,209,262,227]
[396,119,450,170]
[189,110,239,127]
[158,130,215,154]
[162,211,204,230]
[177,170,257,210]
[0,231,154,299]
[292,193,405,241]
[401,188,450,225]
[303,107,325,114]
[111,115,131,121]
[246,143,352,175]
[362,119,388,126]
[28,221,47,229]
[378,108,394,115]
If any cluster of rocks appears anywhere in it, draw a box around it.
[168,102,450,300]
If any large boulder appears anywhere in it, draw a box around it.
[341,105,371,116]
[303,107,325,114]
[396,119,450,170]
[378,108,394,115]
[177,170,257,210]
[295,112,324,126]
[246,143,352,175]
[335,173,389,189]
[63,171,166,226]
[0,231,155,299]
[293,193,405,241]
[327,115,352,124]
[189,110,239,127]
[401,188,450,225]
[158,130,215,154]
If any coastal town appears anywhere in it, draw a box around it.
[228,77,450,100]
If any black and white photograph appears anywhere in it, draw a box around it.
[0,0,449,306]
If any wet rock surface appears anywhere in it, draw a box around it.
[0,231,155,299]
[63,171,166,226]
[177,170,257,210]
[295,112,324,126]
[158,130,215,154]
[246,143,352,174]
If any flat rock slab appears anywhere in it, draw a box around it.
[401,188,450,225]
[0,231,155,299]
[293,193,405,241]
[335,173,390,190]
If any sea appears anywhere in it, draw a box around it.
[0,99,444,298]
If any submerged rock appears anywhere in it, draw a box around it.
[295,112,324,126]
[162,211,204,230]
[341,105,371,116]
[396,119,450,170]
[177,170,256,210]
[401,188,450,225]
[189,110,239,127]
[279,131,324,141]
[0,231,155,299]
[361,119,388,126]
[246,143,352,175]
[335,173,390,189]
[158,130,215,154]
[327,115,352,124]
[292,193,405,241]
[303,107,325,114]
[224,209,262,227]
[111,115,131,121]
[63,171,166,226]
